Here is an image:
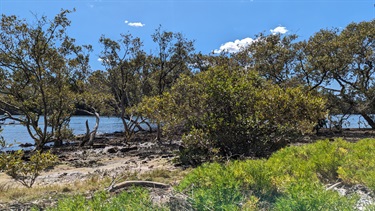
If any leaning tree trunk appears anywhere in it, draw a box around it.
[80,111,100,147]
[360,112,375,129]
[139,116,154,133]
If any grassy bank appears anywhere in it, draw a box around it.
[177,138,375,210]
[2,138,375,210]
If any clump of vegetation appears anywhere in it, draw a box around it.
[0,9,91,149]
[43,187,167,211]
[0,9,375,211]
[176,139,374,210]
[0,150,58,188]
[139,66,326,164]
[337,138,375,191]
[273,181,358,211]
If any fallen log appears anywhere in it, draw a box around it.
[109,180,170,192]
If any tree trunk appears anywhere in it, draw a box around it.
[87,111,100,146]
[80,120,91,147]
[360,112,375,129]
[157,123,161,143]
[54,139,63,147]
[140,116,154,132]
[80,111,100,147]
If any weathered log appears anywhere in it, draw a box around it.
[109,180,170,192]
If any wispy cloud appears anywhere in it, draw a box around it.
[270,26,288,35]
[213,37,255,54]
[125,20,145,27]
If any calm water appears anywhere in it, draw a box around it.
[328,114,372,129]
[1,116,124,145]
[0,114,372,147]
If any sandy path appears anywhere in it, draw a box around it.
[0,143,178,187]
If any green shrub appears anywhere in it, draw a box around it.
[228,160,278,200]
[267,139,351,188]
[177,162,248,210]
[47,187,167,211]
[139,66,327,164]
[176,160,279,210]
[338,139,375,191]
[177,139,373,210]
[274,181,358,211]
[0,150,58,188]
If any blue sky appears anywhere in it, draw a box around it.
[1,0,374,71]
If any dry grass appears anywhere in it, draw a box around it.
[138,168,191,185]
[0,167,188,206]
[0,175,111,204]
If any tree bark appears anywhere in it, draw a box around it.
[87,111,100,146]
[157,123,161,143]
[80,111,100,147]
[360,112,375,129]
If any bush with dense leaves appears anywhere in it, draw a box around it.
[138,66,326,164]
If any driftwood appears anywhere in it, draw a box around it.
[80,110,100,147]
[326,182,342,191]
[109,180,170,192]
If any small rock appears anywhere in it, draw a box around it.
[161,154,174,158]
[58,173,68,178]
[106,147,118,153]
[120,146,137,153]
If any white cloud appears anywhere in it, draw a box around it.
[128,22,145,27]
[270,26,288,35]
[214,26,288,54]
[213,37,255,54]
[124,20,145,27]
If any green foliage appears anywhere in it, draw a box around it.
[230,19,375,128]
[298,20,375,128]
[99,33,148,139]
[177,162,246,210]
[233,32,300,86]
[337,139,375,191]
[150,26,195,96]
[274,181,358,211]
[139,66,326,164]
[0,10,91,149]
[0,150,58,188]
[177,139,374,210]
[267,139,351,187]
[47,187,167,211]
